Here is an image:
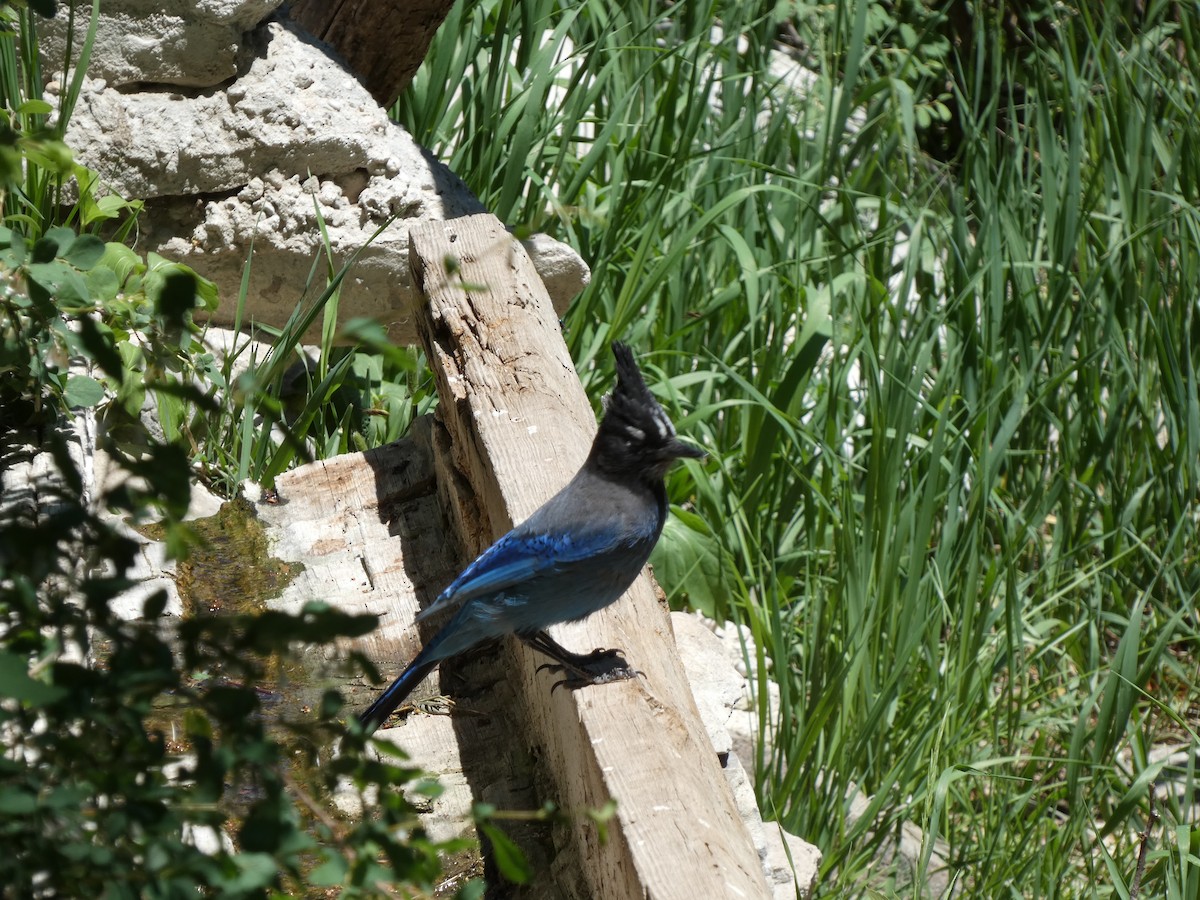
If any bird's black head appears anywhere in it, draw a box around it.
[589,342,705,481]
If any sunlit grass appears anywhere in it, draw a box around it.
[395,1,1200,894]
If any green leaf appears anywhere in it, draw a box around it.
[31,236,62,264]
[25,261,92,311]
[75,316,124,383]
[85,264,120,303]
[63,374,106,409]
[43,226,78,258]
[184,708,212,739]
[218,853,277,891]
[62,234,106,270]
[586,798,618,845]
[194,271,219,311]
[308,853,348,886]
[154,270,198,331]
[0,650,67,705]
[44,785,90,809]
[24,139,73,174]
[0,788,38,815]
[96,194,135,216]
[0,225,27,266]
[238,796,294,853]
[478,822,531,884]
[16,99,53,116]
[650,509,728,618]
[144,256,219,315]
[98,242,145,289]
[116,340,147,416]
[59,842,92,862]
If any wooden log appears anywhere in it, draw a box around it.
[406,213,770,899]
[259,421,547,854]
[258,417,451,666]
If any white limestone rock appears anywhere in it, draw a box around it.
[672,610,821,898]
[57,16,589,344]
[39,0,284,89]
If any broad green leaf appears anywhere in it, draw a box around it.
[98,242,145,288]
[308,853,348,886]
[650,509,728,618]
[153,270,198,331]
[116,340,147,416]
[62,234,106,270]
[42,226,78,258]
[63,373,105,409]
[218,853,277,891]
[85,264,120,303]
[0,789,38,815]
[22,140,73,175]
[478,822,531,884]
[25,261,92,310]
[16,99,53,116]
[0,650,67,705]
[0,225,26,267]
[96,194,136,216]
[75,316,124,383]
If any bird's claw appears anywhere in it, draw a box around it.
[548,665,643,693]
[535,646,623,676]
[535,647,641,693]
[536,650,611,671]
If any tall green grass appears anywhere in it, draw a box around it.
[0,0,103,235]
[176,237,436,498]
[398,0,1199,895]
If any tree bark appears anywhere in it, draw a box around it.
[289,0,457,106]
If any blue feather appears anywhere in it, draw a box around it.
[419,528,591,616]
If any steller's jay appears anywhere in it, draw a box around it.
[358,342,704,733]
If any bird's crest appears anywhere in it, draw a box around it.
[603,342,677,441]
[592,342,703,476]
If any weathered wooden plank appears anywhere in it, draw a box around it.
[407,213,770,899]
[260,416,451,677]
[258,419,543,860]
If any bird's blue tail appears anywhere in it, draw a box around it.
[358,647,440,734]
[359,601,492,733]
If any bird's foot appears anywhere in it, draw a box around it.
[535,647,642,692]
[522,631,642,692]
[548,665,644,693]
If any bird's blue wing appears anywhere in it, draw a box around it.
[417,527,611,619]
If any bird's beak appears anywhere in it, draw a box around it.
[665,438,706,462]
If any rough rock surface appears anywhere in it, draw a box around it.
[48,13,589,344]
[40,0,286,90]
[672,611,821,898]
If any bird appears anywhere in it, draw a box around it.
[358,341,704,733]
